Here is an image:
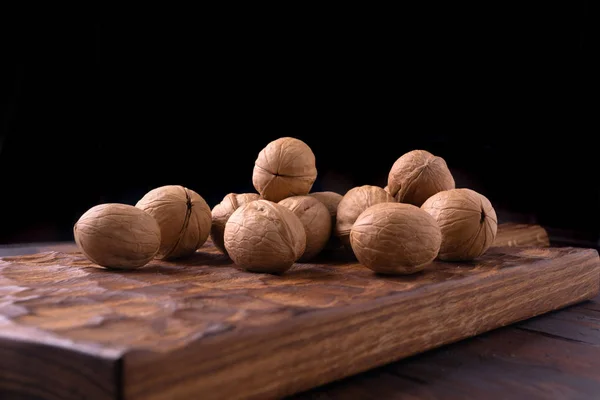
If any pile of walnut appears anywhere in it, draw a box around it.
[73,136,498,275]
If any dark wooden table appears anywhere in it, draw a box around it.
[1,224,598,400]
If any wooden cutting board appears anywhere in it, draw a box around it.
[0,228,597,400]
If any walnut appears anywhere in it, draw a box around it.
[335,185,395,246]
[279,195,331,261]
[135,185,212,260]
[387,149,455,206]
[252,137,317,202]
[224,200,306,273]
[309,191,344,249]
[308,191,343,218]
[421,188,498,261]
[210,193,261,254]
[73,203,161,269]
[350,202,442,274]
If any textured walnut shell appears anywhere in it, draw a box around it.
[335,185,395,246]
[421,188,498,261]
[211,193,261,254]
[279,196,331,261]
[224,200,306,273]
[309,191,344,249]
[308,191,343,218]
[350,202,442,274]
[73,203,161,269]
[136,185,212,260]
[387,149,455,206]
[252,137,317,202]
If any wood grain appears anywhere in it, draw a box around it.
[0,238,597,400]
[293,321,600,400]
[492,223,550,248]
[293,293,600,399]
[0,337,119,400]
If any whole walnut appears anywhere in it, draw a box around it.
[421,188,498,261]
[252,137,317,202]
[309,191,343,218]
[350,202,442,274]
[224,200,306,273]
[387,149,455,206]
[309,191,344,249]
[136,185,212,260]
[279,195,331,261]
[73,203,161,269]
[210,193,261,254]
[335,185,395,246]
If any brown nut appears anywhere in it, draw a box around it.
[252,137,317,202]
[309,191,344,249]
[136,185,212,260]
[350,202,442,274]
[308,191,343,218]
[421,188,498,261]
[387,149,455,206]
[211,193,261,254]
[335,185,395,246]
[224,200,306,273]
[279,195,331,261]
[73,203,161,269]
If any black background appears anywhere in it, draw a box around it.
[1,7,597,246]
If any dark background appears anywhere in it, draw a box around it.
[1,7,597,248]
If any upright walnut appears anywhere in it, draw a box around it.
[279,195,331,261]
[421,188,498,261]
[335,185,395,246]
[351,202,442,275]
[224,200,306,273]
[211,193,261,254]
[309,191,344,249]
[387,149,455,206]
[74,203,161,269]
[136,185,212,260]
[252,137,317,202]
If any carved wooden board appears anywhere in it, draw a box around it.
[0,237,598,399]
[492,223,550,248]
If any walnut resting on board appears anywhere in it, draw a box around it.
[211,193,261,254]
[224,200,306,273]
[73,203,161,269]
[136,185,212,260]
[335,185,395,247]
[252,137,317,202]
[309,191,344,249]
[350,202,442,274]
[279,195,331,261]
[387,149,455,206]
[421,188,498,261]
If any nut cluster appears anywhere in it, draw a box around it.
[73,136,497,275]
[74,185,212,269]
